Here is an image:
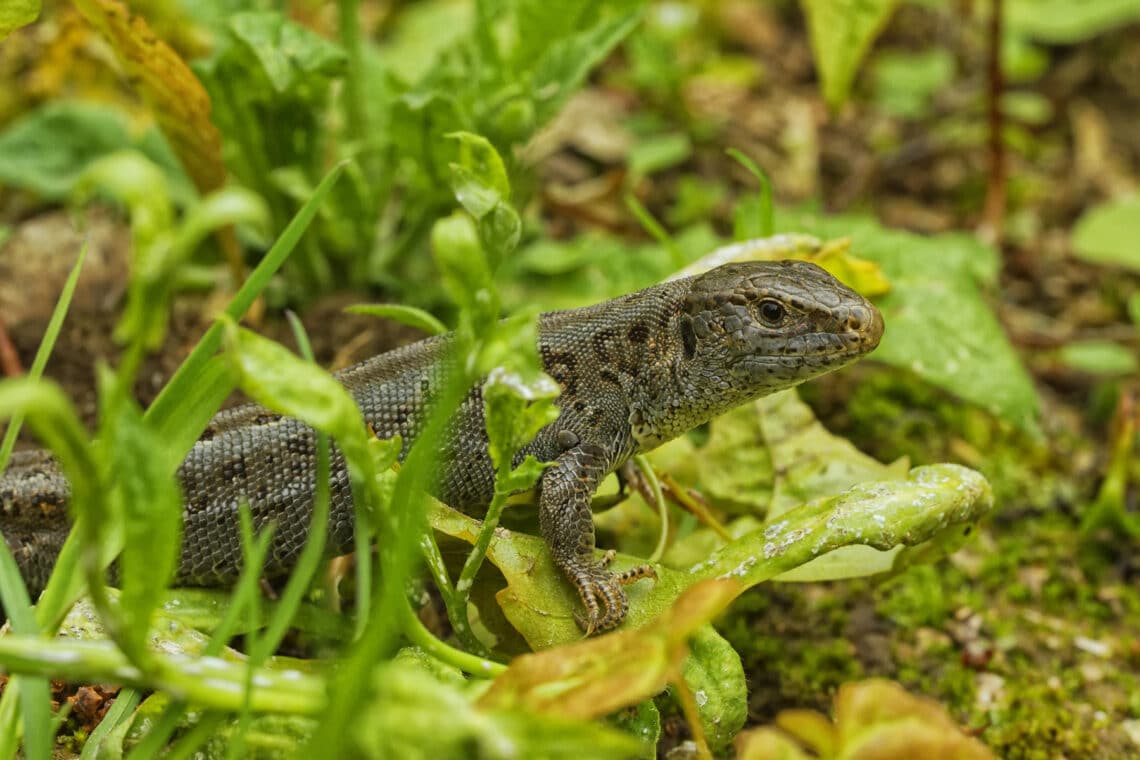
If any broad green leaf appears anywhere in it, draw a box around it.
[801,0,901,110]
[610,699,660,759]
[428,464,992,648]
[346,303,449,336]
[1058,341,1140,376]
[1072,195,1140,272]
[0,597,326,714]
[776,212,1040,431]
[872,48,955,119]
[650,391,900,521]
[447,131,511,209]
[229,12,348,93]
[0,102,194,204]
[171,186,269,258]
[1008,0,1140,43]
[432,212,496,322]
[483,368,560,479]
[682,626,748,750]
[446,131,522,264]
[76,150,173,248]
[222,322,371,470]
[529,2,645,125]
[0,0,38,39]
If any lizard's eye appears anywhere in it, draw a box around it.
[758,300,785,325]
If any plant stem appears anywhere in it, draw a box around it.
[979,0,1006,243]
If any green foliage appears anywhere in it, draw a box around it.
[344,303,449,336]
[75,151,268,351]
[1058,341,1139,376]
[355,654,642,759]
[0,102,195,205]
[182,0,646,298]
[801,0,901,110]
[99,385,182,661]
[872,48,955,119]
[1071,195,1140,272]
[1008,0,1140,42]
[0,0,38,39]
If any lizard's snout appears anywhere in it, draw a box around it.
[844,301,884,353]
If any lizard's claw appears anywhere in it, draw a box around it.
[569,550,657,635]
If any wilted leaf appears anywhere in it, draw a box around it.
[72,0,226,193]
[739,679,997,759]
[673,234,890,297]
[801,0,901,110]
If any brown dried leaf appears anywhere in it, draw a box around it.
[738,679,997,760]
[72,0,224,193]
[477,579,740,720]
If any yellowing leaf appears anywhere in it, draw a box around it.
[738,679,997,760]
[673,234,890,297]
[72,0,225,193]
[477,579,740,720]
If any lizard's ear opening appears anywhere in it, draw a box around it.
[679,316,697,359]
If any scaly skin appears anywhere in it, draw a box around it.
[1,261,883,633]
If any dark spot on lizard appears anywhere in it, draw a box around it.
[599,369,620,384]
[627,322,649,344]
[680,316,697,359]
[557,430,580,449]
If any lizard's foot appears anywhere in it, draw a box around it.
[569,550,657,635]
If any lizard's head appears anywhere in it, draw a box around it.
[678,260,883,394]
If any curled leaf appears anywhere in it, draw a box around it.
[72,0,225,193]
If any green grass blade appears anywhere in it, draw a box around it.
[79,687,140,760]
[145,162,347,432]
[0,544,52,760]
[0,240,87,470]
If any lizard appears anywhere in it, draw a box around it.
[1,260,884,633]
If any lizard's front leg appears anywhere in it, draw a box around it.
[539,443,656,634]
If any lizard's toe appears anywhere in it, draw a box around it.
[569,558,657,635]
